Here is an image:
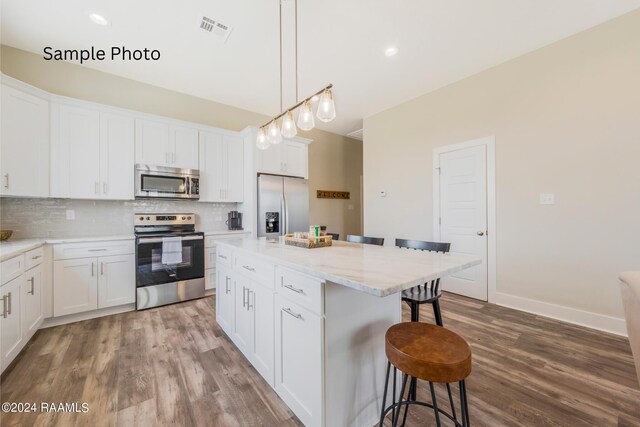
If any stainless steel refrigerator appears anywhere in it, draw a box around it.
[257,174,309,238]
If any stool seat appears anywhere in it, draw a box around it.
[385,322,472,383]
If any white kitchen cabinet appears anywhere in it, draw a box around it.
[251,279,274,385]
[171,126,199,169]
[233,274,253,355]
[256,138,308,178]
[1,275,24,372]
[136,120,199,169]
[53,258,98,317]
[22,264,43,340]
[97,254,135,308]
[54,104,134,200]
[135,119,170,166]
[275,294,323,427]
[215,264,234,334]
[100,113,135,199]
[199,131,244,202]
[0,84,50,198]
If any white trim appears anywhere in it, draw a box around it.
[433,136,497,302]
[494,292,627,337]
[40,304,135,328]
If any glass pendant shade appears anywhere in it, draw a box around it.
[281,111,297,138]
[316,89,336,122]
[256,127,270,150]
[297,101,315,131]
[266,120,282,144]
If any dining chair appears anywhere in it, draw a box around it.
[346,234,384,246]
[328,233,339,241]
[396,239,451,326]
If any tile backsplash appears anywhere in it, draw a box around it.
[0,198,237,239]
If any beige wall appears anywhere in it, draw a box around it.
[363,10,640,320]
[0,44,363,239]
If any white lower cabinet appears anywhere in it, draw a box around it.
[22,264,44,338]
[54,258,99,316]
[1,275,24,372]
[98,255,135,308]
[215,265,234,333]
[274,295,323,427]
[233,274,253,355]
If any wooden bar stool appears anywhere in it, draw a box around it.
[379,322,472,427]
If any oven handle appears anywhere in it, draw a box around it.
[137,235,204,244]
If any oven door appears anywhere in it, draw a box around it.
[135,234,205,288]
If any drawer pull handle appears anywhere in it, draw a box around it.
[242,265,256,272]
[283,283,305,294]
[88,249,108,252]
[282,307,303,320]
[31,255,42,260]
[28,277,35,295]
[218,254,227,259]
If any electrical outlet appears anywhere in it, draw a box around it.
[66,210,75,220]
[347,204,354,211]
[539,193,555,205]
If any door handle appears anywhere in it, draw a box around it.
[247,290,254,310]
[1,295,7,318]
[95,181,99,194]
[7,292,12,315]
[28,277,35,295]
[283,283,304,294]
[3,173,8,189]
[103,182,108,194]
[242,265,256,272]
[477,231,485,236]
[282,307,302,320]
[91,262,94,277]
[101,262,104,276]
[225,277,230,294]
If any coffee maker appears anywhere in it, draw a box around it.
[227,211,243,230]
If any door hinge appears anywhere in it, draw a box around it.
[436,167,441,175]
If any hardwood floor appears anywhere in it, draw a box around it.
[1,293,639,426]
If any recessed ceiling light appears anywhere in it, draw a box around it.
[89,13,109,26]
[384,46,398,57]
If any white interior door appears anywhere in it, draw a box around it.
[438,145,488,300]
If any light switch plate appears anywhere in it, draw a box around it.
[66,209,75,220]
[539,193,555,205]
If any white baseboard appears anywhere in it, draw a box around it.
[494,292,627,337]
[40,304,135,328]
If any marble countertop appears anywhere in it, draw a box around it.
[216,238,481,297]
[204,230,251,236]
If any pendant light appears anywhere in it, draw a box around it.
[281,111,297,138]
[266,120,282,144]
[316,88,336,122]
[297,101,315,131]
[256,127,270,150]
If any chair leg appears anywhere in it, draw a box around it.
[392,374,409,427]
[446,383,457,422]
[379,362,391,427]
[432,299,444,326]
[459,380,470,427]
[429,381,442,427]
[410,302,420,322]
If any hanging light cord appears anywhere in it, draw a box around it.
[279,0,283,113]
[295,0,299,103]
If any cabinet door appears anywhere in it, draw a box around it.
[1,275,24,372]
[0,85,49,197]
[275,295,323,427]
[53,258,98,317]
[135,119,170,166]
[100,113,134,200]
[250,283,274,385]
[215,265,234,334]
[283,140,308,178]
[60,105,101,199]
[225,135,244,202]
[198,131,225,202]
[233,274,253,356]
[97,254,135,308]
[171,126,199,169]
[256,142,283,175]
[22,265,43,339]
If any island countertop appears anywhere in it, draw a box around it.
[215,237,481,297]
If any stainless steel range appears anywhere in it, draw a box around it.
[134,213,205,310]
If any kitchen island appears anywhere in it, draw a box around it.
[214,238,480,427]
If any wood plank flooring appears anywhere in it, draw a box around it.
[1,293,639,426]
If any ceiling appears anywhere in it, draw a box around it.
[2,0,639,136]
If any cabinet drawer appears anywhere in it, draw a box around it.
[1,254,24,285]
[276,267,324,315]
[215,244,232,267]
[53,240,135,260]
[24,246,44,270]
[234,251,274,289]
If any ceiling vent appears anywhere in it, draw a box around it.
[346,129,364,141]
[200,16,233,43]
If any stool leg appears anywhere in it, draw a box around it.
[459,380,470,427]
[429,382,442,427]
[391,367,397,425]
[392,374,409,427]
[400,376,412,427]
[379,362,391,427]
[432,299,444,326]
[446,383,457,422]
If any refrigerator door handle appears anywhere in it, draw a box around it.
[283,191,290,234]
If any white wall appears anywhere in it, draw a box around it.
[363,10,640,331]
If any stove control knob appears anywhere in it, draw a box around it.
[182,216,186,220]
[146,216,150,220]
[187,216,192,220]
[139,216,144,221]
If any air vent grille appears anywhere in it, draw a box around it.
[200,16,233,42]
[347,129,364,141]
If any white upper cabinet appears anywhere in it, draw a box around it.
[0,84,50,198]
[136,119,199,169]
[199,131,244,202]
[256,138,309,178]
[53,104,134,200]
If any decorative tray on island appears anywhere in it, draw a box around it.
[284,234,333,249]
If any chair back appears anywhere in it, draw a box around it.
[346,234,384,246]
[328,233,339,241]
[395,239,450,253]
[619,271,640,387]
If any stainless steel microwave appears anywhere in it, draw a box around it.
[135,164,200,200]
